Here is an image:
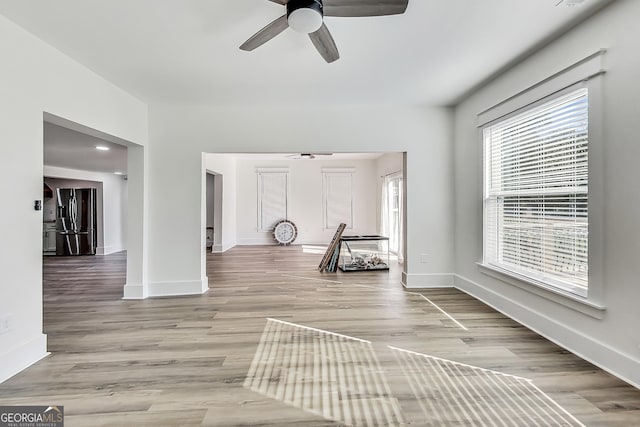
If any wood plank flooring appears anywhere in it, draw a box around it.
[0,246,638,426]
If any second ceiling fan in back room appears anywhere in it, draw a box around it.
[240,0,409,63]
[286,152,333,159]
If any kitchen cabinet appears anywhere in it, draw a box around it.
[43,223,56,253]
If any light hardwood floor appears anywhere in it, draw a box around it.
[0,246,639,426]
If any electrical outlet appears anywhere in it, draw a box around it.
[420,253,429,263]
[0,315,11,335]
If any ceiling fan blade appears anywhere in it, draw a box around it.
[266,0,289,4]
[309,23,340,63]
[323,0,408,17]
[239,15,289,51]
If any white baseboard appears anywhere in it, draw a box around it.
[123,282,147,299]
[0,334,48,383]
[216,241,334,255]
[237,238,277,246]
[147,277,209,297]
[402,272,454,289]
[454,274,640,389]
[96,245,125,256]
[123,277,209,299]
[212,241,236,253]
[236,239,338,247]
[222,241,236,252]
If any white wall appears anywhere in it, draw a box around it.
[453,0,640,387]
[44,165,128,255]
[376,152,404,178]
[234,158,378,245]
[151,105,453,297]
[0,14,147,383]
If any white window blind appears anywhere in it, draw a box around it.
[258,171,288,231]
[484,88,588,294]
[323,171,353,229]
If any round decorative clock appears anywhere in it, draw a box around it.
[273,219,298,245]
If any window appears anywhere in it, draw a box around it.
[323,169,354,229]
[381,172,403,260]
[483,88,589,296]
[257,169,289,231]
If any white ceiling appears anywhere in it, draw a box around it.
[44,122,128,174]
[0,0,609,107]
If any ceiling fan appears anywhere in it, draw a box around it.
[286,152,333,159]
[240,0,409,63]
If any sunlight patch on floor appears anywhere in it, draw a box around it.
[390,346,585,427]
[244,318,405,426]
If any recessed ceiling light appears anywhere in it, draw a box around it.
[114,172,123,175]
[96,145,110,151]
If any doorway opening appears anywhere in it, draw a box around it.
[205,171,223,253]
[42,114,132,312]
[202,152,406,282]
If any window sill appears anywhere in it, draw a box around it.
[476,263,606,319]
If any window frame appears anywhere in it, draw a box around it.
[322,168,355,230]
[482,86,589,297]
[477,50,606,311]
[382,172,404,257]
[256,168,290,232]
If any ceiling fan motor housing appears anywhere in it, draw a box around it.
[287,0,324,33]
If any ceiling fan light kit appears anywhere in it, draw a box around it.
[240,0,408,63]
[287,0,323,33]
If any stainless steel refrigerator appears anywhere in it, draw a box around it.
[56,188,97,256]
